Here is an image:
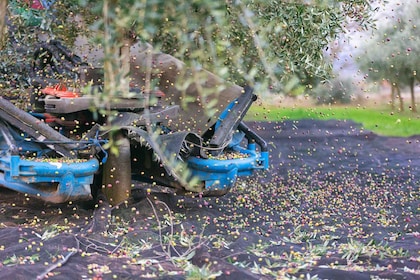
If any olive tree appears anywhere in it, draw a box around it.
[75,0,384,203]
[0,0,384,203]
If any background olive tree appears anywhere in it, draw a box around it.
[357,1,420,112]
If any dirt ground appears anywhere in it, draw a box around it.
[0,119,419,279]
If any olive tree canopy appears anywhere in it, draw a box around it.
[78,0,384,93]
[1,0,384,94]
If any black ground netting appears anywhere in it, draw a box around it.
[0,119,419,279]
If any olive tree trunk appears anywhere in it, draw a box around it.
[0,0,7,49]
[410,78,417,113]
[102,131,132,206]
[101,0,133,204]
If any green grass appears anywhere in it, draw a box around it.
[246,105,420,137]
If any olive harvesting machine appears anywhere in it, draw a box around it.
[0,40,268,205]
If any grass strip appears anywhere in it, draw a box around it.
[246,105,420,137]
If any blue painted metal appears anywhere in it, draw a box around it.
[186,93,269,192]
[215,100,236,131]
[0,155,99,203]
[187,142,268,191]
